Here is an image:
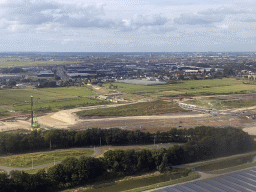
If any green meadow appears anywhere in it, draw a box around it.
[76,100,187,117]
[103,78,255,97]
[0,149,94,168]
[0,58,74,68]
[0,108,10,117]
[0,86,107,113]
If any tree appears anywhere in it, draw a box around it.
[159,154,171,172]
[178,74,184,80]
[55,75,61,80]
[7,80,16,87]
[0,172,13,192]
[47,164,65,188]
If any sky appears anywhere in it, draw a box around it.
[0,0,256,52]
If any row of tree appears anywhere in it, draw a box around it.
[0,128,188,154]
[0,126,253,155]
[0,126,255,192]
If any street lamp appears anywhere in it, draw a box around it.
[31,95,33,127]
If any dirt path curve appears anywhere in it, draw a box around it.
[0,147,103,174]
[243,126,256,135]
[37,103,137,129]
[81,113,208,122]
[37,102,209,129]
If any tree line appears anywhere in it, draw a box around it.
[0,128,188,154]
[0,126,255,191]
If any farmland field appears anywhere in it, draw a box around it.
[12,97,109,113]
[0,149,94,168]
[0,86,104,113]
[0,58,74,68]
[76,100,187,117]
[42,86,95,97]
[103,78,256,97]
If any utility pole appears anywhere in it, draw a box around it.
[31,95,33,127]
[100,137,101,146]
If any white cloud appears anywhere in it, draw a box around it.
[131,14,168,27]
[0,0,58,25]
[241,17,256,22]
[199,7,249,15]
[174,13,225,25]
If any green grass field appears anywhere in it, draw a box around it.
[76,100,187,117]
[24,166,54,174]
[103,78,256,97]
[0,108,10,117]
[0,149,94,168]
[42,85,95,97]
[0,58,74,68]
[12,97,109,113]
[0,86,107,113]
[1,78,256,114]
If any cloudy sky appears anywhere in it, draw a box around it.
[0,0,256,52]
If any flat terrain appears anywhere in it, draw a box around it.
[0,86,111,114]
[0,149,94,168]
[103,78,256,98]
[0,58,74,67]
[1,78,256,134]
[76,100,187,117]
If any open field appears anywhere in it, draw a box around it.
[13,97,109,113]
[0,86,109,113]
[0,86,96,106]
[0,58,74,68]
[0,108,10,117]
[76,100,187,117]
[42,86,96,97]
[73,112,253,133]
[103,78,255,98]
[184,93,256,110]
[24,166,54,174]
[0,149,94,168]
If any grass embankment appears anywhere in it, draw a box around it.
[63,169,196,192]
[76,100,187,117]
[123,172,198,192]
[103,78,256,98]
[189,152,256,174]
[0,149,94,168]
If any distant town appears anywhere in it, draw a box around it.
[1,52,256,89]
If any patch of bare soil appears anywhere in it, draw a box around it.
[0,120,31,132]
